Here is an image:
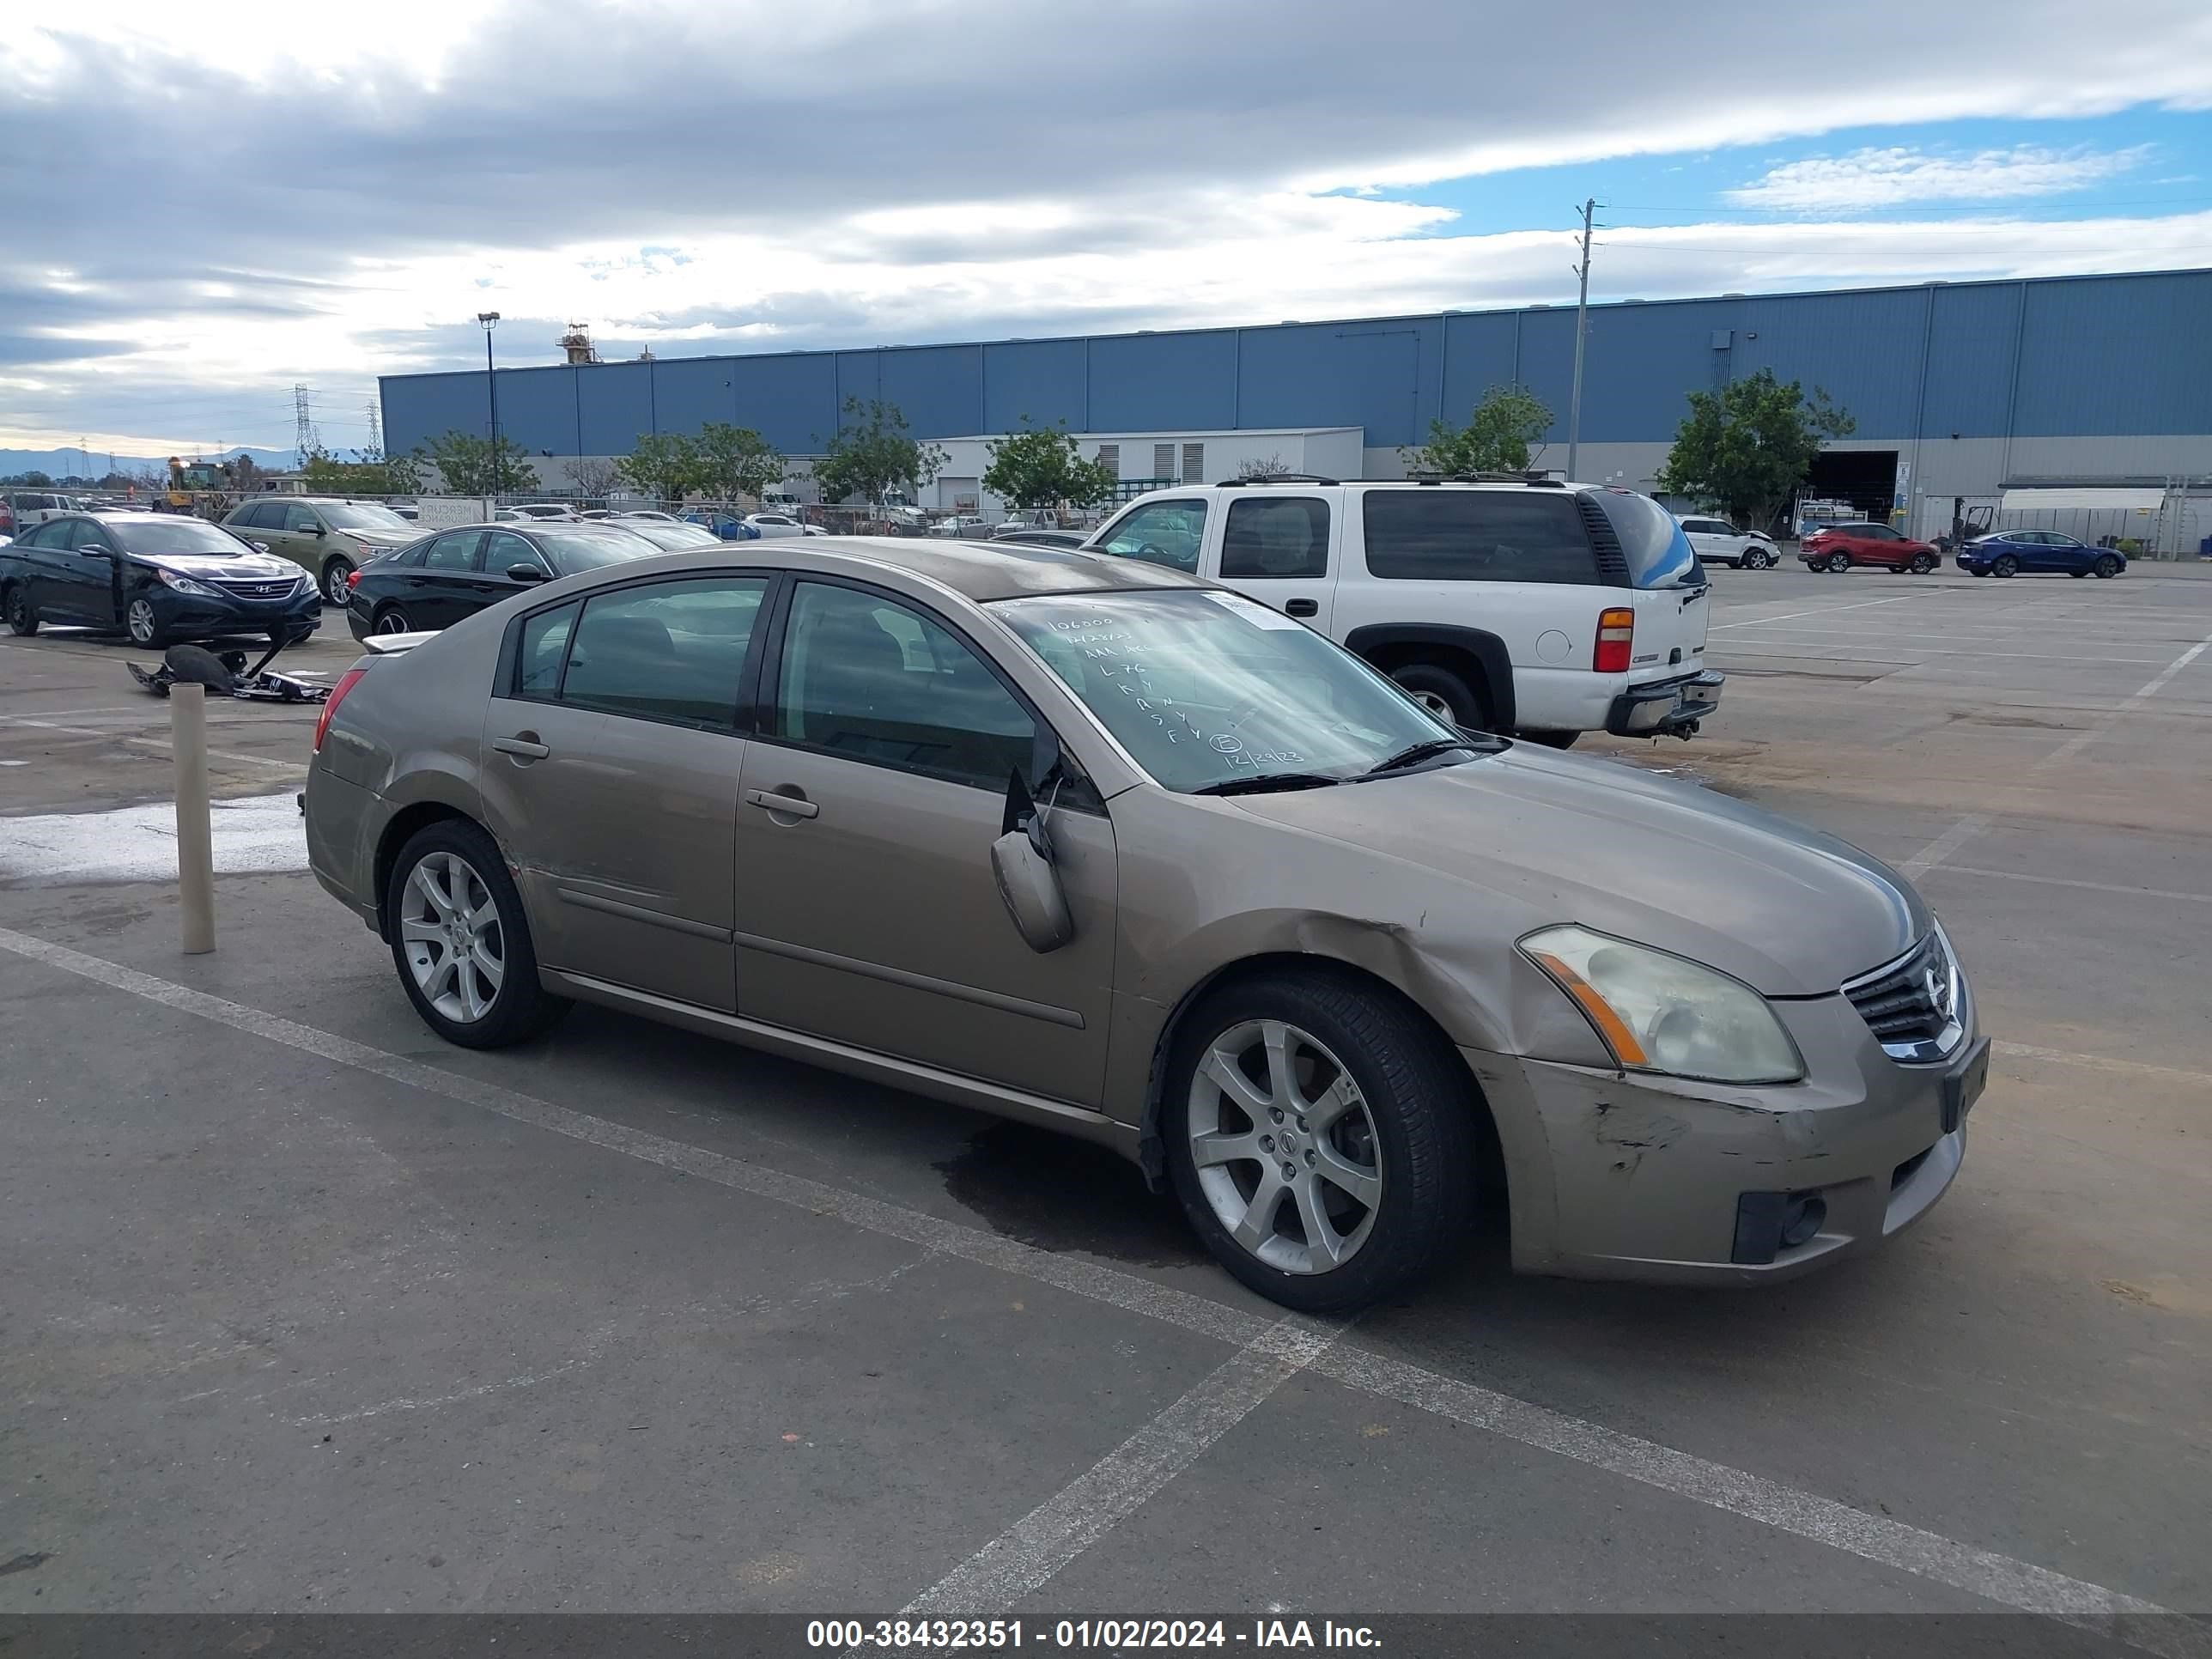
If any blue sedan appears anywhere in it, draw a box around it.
[684,511,762,542]
[1957,530,2126,580]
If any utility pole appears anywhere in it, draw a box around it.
[477,312,502,495]
[1567,198,1597,483]
[293,386,320,470]
[365,400,383,458]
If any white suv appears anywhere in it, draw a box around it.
[1084,477,1721,745]
[1678,514,1779,570]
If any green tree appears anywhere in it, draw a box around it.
[810,398,947,505]
[22,470,52,487]
[616,432,698,503]
[690,422,787,503]
[413,430,538,495]
[1401,383,1554,476]
[1235,453,1291,481]
[303,447,422,496]
[1656,368,1856,530]
[981,417,1118,509]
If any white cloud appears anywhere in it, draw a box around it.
[1728,144,2154,211]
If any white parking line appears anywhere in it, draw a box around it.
[1931,865,2212,906]
[1708,596,1915,631]
[1903,629,2212,878]
[0,921,2198,1650]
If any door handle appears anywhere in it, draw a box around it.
[745,787,818,820]
[493,734,550,759]
[1285,598,1319,617]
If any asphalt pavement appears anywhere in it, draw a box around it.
[1,567,2207,1637]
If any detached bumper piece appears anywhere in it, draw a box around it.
[128,638,331,703]
[1607,670,1724,738]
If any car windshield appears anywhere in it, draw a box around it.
[113,518,253,556]
[994,588,1464,793]
[319,503,412,530]
[533,527,665,573]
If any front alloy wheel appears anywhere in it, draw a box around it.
[323,557,356,607]
[125,597,161,646]
[2094,555,2122,578]
[1909,552,1937,574]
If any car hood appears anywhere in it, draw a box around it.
[142,550,301,581]
[1225,744,1927,996]
[342,528,420,548]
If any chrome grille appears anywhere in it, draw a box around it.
[215,577,301,600]
[1843,931,1964,1063]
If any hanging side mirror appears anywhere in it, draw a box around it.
[990,768,1073,953]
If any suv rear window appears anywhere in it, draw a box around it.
[1361,491,1596,584]
[1590,490,1702,588]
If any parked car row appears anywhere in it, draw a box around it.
[1794,521,2127,578]
[303,529,1983,1312]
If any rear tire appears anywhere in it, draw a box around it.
[386,819,568,1049]
[371,605,415,635]
[1993,555,2018,578]
[4,583,37,636]
[1826,553,1852,573]
[1388,662,1492,732]
[1164,970,1476,1313]
[2069,569,2088,578]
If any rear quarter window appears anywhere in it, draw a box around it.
[1361,491,1597,584]
[1590,490,1701,588]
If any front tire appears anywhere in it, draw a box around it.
[322,556,356,607]
[4,583,38,636]
[386,820,568,1049]
[1908,552,1937,574]
[1164,971,1475,1313]
[1744,547,1773,569]
[1388,663,1491,732]
[2094,555,2122,579]
[125,594,164,647]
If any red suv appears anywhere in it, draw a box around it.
[1797,522,1941,574]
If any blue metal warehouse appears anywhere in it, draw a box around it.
[380,268,2212,533]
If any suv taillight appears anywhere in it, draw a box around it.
[313,667,368,754]
[1594,608,1634,674]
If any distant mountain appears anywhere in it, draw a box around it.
[0,445,295,480]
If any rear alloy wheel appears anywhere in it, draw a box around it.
[1388,663,1490,732]
[1992,555,2019,579]
[1165,974,1474,1312]
[2094,555,2122,579]
[322,556,356,607]
[372,605,414,635]
[4,584,37,636]
[125,596,162,647]
[1826,553,1852,573]
[386,820,567,1049]
[1908,552,1938,574]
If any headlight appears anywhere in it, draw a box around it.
[1521,925,1805,1085]
[154,569,218,597]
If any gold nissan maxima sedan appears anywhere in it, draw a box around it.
[304,534,1984,1311]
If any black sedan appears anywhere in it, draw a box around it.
[3,511,319,647]
[346,521,667,639]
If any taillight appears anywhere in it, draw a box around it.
[1594,607,1634,674]
[346,567,363,589]
[313,667,368,753]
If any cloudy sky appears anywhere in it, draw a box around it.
[5,0,2211,459]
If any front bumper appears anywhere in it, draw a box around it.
[150,586,319,641]
[1463,991,1982,1285]
[1605,669,1723,738]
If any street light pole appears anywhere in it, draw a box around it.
[477,311,501,497]
[1567,198,1596,483]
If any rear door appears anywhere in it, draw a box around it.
[477,574,770,1012]
[1204,493,1339,629]
[401,531,489,628]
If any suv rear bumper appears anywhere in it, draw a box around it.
[1606,670,1723,738]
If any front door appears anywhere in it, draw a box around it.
[1206,494,1338,630]
[59,520,120,623]
[476,574,770,1012]
[732,577,1118,1106]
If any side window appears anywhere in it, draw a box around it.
[69,520,113,552]
[1220,497,1330,579]
[283,503,323,534]
[1096,500,1208,573]
[484,531,548,575]
[249,501,284,530]
[21,521,68,548]
[773,581,1037,792]
[514,601,579,699]
[558,577,767,729]
[422,532,481,571]
[1361,491,1599,584]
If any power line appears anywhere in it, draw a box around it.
[1604,194,2212,217]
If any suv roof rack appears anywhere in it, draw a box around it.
[1217,473,1340,487]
